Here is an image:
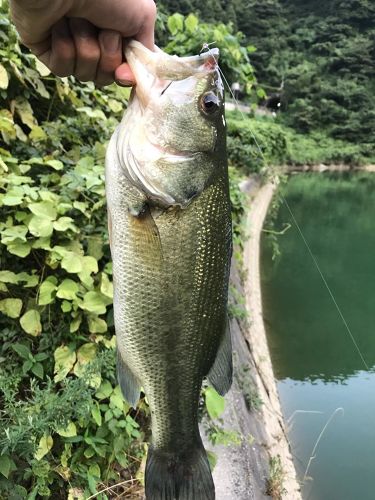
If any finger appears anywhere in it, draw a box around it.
[69,18,100,82]
[115,62,135,86]
[48,18,75,77]
[95,29,122,87]
[135,0,157,50]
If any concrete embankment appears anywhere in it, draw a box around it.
[203,178,301,500]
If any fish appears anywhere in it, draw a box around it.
[105,40,232,500]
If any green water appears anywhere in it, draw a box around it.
[260,172,375,500]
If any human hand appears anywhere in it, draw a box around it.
[10,0,156,86]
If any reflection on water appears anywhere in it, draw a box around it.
[261,173,375,500]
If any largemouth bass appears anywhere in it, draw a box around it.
[105,41,232,500]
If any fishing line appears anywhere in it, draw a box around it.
[201,43,370,371]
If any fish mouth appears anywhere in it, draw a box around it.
[124,41,220,107]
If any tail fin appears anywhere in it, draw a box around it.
[145,444,215,500]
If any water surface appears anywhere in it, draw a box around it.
[261,173,375,500]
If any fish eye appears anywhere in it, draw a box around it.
[200,93,220,114]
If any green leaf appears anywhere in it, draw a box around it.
[81,291,107,315]
[91,402,102,426]
[95,380,113,400]
[44,159,64,170]
[54,346,76,382]
[87,315,107,334]
[56,279,79,300]
[61,252,83,273]
[206,450,217,471]
[167,13,184,35]
[0,270,18,283]
[31,362,44,379]
[1,187,24,206]
[1,224,28,243]
[13,97,37,129]
[34,435,53,461]
[7,242,31,258]
[16,272,39,287]
[0,63,9,90]
[53,217,77,232]
[12,343,30,359]
[74,343,97,377]
[28,201,57,220]
[22,360,33,374]
[0,455,16,478]
[20,309,42,336]
[110,385,125,410]
[204,387,225,420]
[56,422,77,437]
[100,273,113,299]
[29,126,47,142]
[28,215,54,237]
[0,298,22,318]
[38,279,57,305]
[185,14,198,33]
[61,300,72,312]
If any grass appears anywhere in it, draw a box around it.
[266,455,286,499]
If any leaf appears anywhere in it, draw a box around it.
[0,298,22,318]
[61,252,83,273]
[34,58,51,77]
[45,159,64,171]
[95,380,113,400]
[54,346,76,382]
[2,187,24,206]
[34,435,53,461]
[88,315,107,334]
[12,97,37,129]
[81,291,107,315]
[22,360,33,374]
[12,343,30,359]
[206,450,217,471]
[53,217,77,232]
[28,201,57,220]
[107,98,123,113]
[0,63,9,89]
[75,343,97,366]
[0,455,16,478]
[0,270,18,283]
[167,13,184,35]
[1,224,28,243]
[91,402,102,426]
[16,272,39,287]
[29,126,47,142]
[7,242,31,258]
[28,215,54,237]
[56,422,77,437]
[56,279,79,300]
[20,309,42,336]
[31,362,44,379]
[204,387,225,420]
[110,385,125,410]
[185,14,198,33]
[100,273,113,299]
[38,279,57,305]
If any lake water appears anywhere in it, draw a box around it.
[260,172,375,500]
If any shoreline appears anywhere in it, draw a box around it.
[243,179,302,499]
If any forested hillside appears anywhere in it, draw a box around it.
[160,0,375,158]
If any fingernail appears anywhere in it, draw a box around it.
[102,32,121,53]
[117,79,133,87]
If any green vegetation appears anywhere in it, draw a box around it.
[0,6,249,498]
[161,0,375,163]
[266,455,287,500]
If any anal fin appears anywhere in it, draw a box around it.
[207,319,233,396]
[117,349,140,408]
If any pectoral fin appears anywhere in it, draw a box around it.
[207,318,233,396]
[117,349,140,408]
